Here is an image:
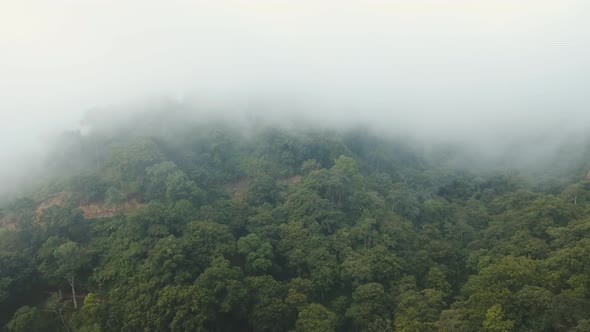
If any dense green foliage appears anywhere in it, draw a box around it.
[2,113,590,331]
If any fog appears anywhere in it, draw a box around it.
[1,0,590,196]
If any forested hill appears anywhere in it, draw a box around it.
[2,112,590,332]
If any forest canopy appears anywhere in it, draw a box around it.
[1,110,590,332]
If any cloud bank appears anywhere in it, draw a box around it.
[1,0,590,194]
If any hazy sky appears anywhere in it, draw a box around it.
[1,0,590,188]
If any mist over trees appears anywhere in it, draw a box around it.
[2,1,590,200]
[1,110,590,331]
[3,1,590,331]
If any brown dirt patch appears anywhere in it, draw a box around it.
[1,191,143,229]
[222,178,250,201]
[80,198,142,219]
[223,175,303,200]
[0,215,17,230]
[277,175,303,185]
[35,192,143,220]
[35,192,70,217]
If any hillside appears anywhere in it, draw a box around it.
[2,115,590,332]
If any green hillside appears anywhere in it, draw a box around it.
[2,112,590,331]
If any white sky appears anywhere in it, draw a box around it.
[1,0,589,187]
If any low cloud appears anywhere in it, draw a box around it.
[1,0,589,195]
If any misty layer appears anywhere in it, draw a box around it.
[2,1,590,193]
[1,106,590,331]
[1,103,589,204]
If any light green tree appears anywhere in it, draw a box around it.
[483,304,514,332]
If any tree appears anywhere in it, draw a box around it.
[40,205,87,241]
[53,242,86,310]
[237,234,273,275]
[394,288,445,332]
[44,294,72,332]
[247,175,279,206]
[181,221,236,272]
[278,221,311,277]
[306,246,338,301]
[143,235,190,285]
[145,162,202,203]
[425,267,451,295]
[346,283,388,330]
[460,256,543,326]
[6,306,55,332]
[165,170,202,203]
[560,182,587,205]
[193,257,246,328]
[286,278,313,312]
[284,186,344,234]
[105,187,126,212]
[246,276,289,331]
[296,303,337,332]
[387,184,420,220]
[145,161,179,201]
[483,304,514,332]
[38,238,88,310]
